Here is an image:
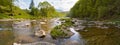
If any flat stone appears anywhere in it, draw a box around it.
[21,42,55,45]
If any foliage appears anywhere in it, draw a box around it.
[60,18,73,27]
[29,1,61,19]
[29,0,34,9]
[0,0,64,19]
[51,18,74,39]
[69,0,120,20]
[50,25,68,39]
[0,0,30,19]
[38,1,58,18]
[0,6,31,19]
[0,0,12,6]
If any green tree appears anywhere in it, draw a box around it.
[29,0,34,9]
[69,0,120,20]
[29,0,39,16]
[38,1,57,18]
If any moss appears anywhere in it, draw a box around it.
[50,25,68,39]
[60,18,73,27]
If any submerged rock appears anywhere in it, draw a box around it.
[63,40,80,45]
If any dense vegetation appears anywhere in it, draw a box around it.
[0,0,31,19]
[50,18,73,39]
[25,0,66,19]
[0,0,64,19]
[69,0,120,20]
[50,25,68,38]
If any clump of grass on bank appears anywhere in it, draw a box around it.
[60,18,73,27]
[50,25,68,39]
[0,30,14,45]
[50,18,74,39]
[0,6,31,19]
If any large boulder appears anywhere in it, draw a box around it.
[35,30,46,38]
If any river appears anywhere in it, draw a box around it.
[0,19,85,45]
[1,18,119,45]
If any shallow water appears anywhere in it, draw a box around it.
[0,19,84,45]
[0,19,119,45]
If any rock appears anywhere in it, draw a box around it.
[115,24,120,28]
[96,26,101,28]
[96,25,109,29]
[101,26,109,29]
[94,21,104,26]
[13,43,21,45]
[84,30,88,32]
[40,22,46,24]
[74,26,85,31]
[35,30,46,38]
[21,42,55,45]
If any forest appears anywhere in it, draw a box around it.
[69,0,120,21]
[0,0,64,19]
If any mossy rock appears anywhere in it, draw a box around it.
[50,25,73,39]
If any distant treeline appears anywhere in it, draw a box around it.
[69,0,120,20]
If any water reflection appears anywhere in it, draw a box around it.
[69,28,80,41]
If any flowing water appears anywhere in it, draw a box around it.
[0,19,85,45]
[0,19,119,45]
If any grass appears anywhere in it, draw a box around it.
[60,18,73,27]
[50,25,68,39]
[0,30,14,45]
[51,18,74,39]
[0,6,31,19]
[0,13,10,19]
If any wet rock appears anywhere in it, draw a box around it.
[35,30,46,38]
[96,25,109,29]
[94,21,104,26]
[74,26,85,31]
[84,30,88,32]
[40,22,46,24]
[13,43,21,45]
[101,26,109,29]
[18,42,55,45]
[115,25,120,28]
[50,27,74,39]
[96,26,101,28]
